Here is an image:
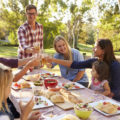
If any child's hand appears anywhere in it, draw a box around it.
[28,111,41,120]
[95,91,101,94]
[19,97,34,120]
[27,59,40,68]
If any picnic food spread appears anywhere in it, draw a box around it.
[12,70,120,120]
[59,88,82,104]
[95,102,119,114]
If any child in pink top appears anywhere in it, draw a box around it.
[89,60,111,96]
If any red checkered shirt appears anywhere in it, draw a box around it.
[17,21,43,59]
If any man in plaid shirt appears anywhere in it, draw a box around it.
[17,4,43,61]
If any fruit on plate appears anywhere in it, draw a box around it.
[95,102,120,114]
[34,97,48,106]
[34,81,43,86]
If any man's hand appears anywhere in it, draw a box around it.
[26,47,38,53]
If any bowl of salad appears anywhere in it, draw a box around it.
[74,103,93,119]
[44,79,58,89]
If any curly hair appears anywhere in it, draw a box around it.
[93,60,110,82]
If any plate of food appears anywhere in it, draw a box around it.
[11,80,33,89]
[17,96,54,109]
[33,96,54,109]
[88,100,120,116]
[59,82,85,90]
[45,114,79,120]
[41,73,59,78]
[23,74,42,81]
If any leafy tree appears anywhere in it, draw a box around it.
[96,2,120,51]
[65,0,93,48]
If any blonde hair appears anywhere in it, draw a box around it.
[54,36,73,61]
[0,63,13,111]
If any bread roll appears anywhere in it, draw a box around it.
[21,82,31,88]
[45,91,56,99]
[67,95,82,104]
[50,95,64,103]
[59,88,82,104]
[61,115,79,120]
[100,104,118,114]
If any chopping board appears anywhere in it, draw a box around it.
[48,91,93,110]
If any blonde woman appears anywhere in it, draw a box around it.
[46,36,89,87]
[0,63,41,120]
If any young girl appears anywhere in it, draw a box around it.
[90,60,111,96]
[0,63,40,120]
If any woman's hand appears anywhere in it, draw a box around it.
[28,111,41,120]
[19,97,34,120]
[27,59,40,68]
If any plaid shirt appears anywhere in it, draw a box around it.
[17,21,43,59]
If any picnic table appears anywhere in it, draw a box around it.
[11,69,120,120]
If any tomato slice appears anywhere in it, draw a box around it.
[103,102,107,105]
[14,83,18,86]
[62,83,66,86]
[118,106,120,110]
[46,103,48,106]
[75,86,80,88]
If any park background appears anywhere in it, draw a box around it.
[0,0,120,85]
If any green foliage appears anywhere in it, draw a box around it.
[8,31,18,45]
[96,3,120,51]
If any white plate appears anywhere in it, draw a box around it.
[45,114,79,120]
[17,96,54,110]
[11,80,35,90]
[89,100,120,116]
[59,82,85,90]
[23,74,43,81]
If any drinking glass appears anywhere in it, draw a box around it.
[33,42,40,52]
[20,88,33,106]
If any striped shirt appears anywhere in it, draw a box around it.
[17,21,43,59]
